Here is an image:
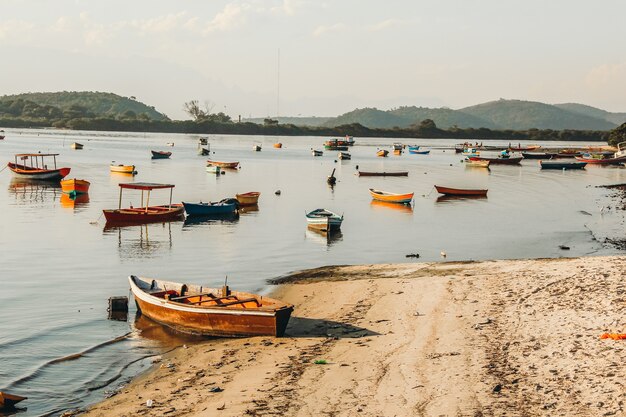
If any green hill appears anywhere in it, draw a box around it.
[387,106,496,129]
[0,91,168,121]
[323,108,408,128]
[554,103,626,126]
[243,116,331,126]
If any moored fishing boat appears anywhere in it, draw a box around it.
[253,144,262,151]
[206,165,221,174]
[103,182,184,225]
[151,150,172,159]
[306,208,343,232]
[274,143,283,148]
[312,149,323,156]
[357,171,408,177]
[236,191,260,206]
[469,156,523,165]
[70,142,83,150]
[392,143,403,151]
[574,155,626,165]
[7,153,71,180]
[434,185,488,196]
[369,188,414,204]
[60,178,90,196]
[338,151,351,160]
[324,139,348,151]
[198,137,209,145]
[198,147,210,156]
[182,200,237,216]
[0,129,5,140]
[409,149,430,155]
[129,275,294,337]
[393,149,402,155]
[509,144,540,151]
[206,159,239,169]
[408,145,420,152]
[521,152,557,159]
[614,142,626,158]
[376,149,389,157]
[540,161,587,170]
[110,164,137,174]
[0,391,27,409]
[464,159,490,168]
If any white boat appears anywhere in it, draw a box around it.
[206,165,221,175]
[253,144,262,151]
[312,149,323,156]
[615,142,626,159]
[338,152,351,160]
[70,142,84,150]
[166,142,175,147]
[305,208,343,232]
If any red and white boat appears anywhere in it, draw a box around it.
[103,182,184,225]
[7,153,70,180]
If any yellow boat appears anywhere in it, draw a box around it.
[110,164,137,174]
[236,191,260,206]
[464,159,490,168]
[369,188,413,204]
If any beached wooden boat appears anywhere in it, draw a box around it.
[306,208,343,232]
[70,142,83,150]
[183,200,237,216]
[435,185,488,196]
[8,153,71,180]
[0,391,27,409]
[521,152,557,159]
[151,150,172,159]
[110,164,136,174]
[554,149,582,158]
[469,156,523,165]
[338,151,351,160]
[464,159,490,168]
[357,171,408,177]
[369,188,414,204]
[206,165,221,174]
[129,276,293,337]
[540,161,587,170]
[312,149,323,156]
[409,149,430,155]
[273,143,282,148]
[253,144,262,151]
[60,178,90,196]
[206,160,239,169]
[376,149,389,157]
[103,183,184,225]
[509,144,540,151]
[236,191,260,206]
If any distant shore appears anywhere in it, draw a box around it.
[81,256,625,417]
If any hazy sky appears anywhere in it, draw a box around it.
[1,0,625,119]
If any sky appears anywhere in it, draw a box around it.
[1,0,625,120]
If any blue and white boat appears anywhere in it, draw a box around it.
[409,149,431,155]
[305,208,343,232]
[182,200,237,216]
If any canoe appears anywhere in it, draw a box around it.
[540,161,587,170]
[376,150,389,157]
[306,208,343,232]
[338,152,351,160]
[469,156,523,165]
[357,171,408,177]
[274,143,282,148]
[60,178,90,195]
[369,188,414,204]
[129,275,293,337]
[70,142,83,150]
[521,152,557,159]
[0,391,27,409]
[8,153,70,180]
[103,183,184,225]
[312,149,323,156]
[575,155,626,165]
[236,191,260,206]
[182,200,237,216]
[435,185,488,196]
[151,150,171,159]
[465,159,490,168]
[110,164,136,174]
[206,160,239,169]
[206,165,221,174]
[409,149,430,155]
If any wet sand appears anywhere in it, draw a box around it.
[82,256,626,416]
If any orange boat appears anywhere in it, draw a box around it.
[206,160,239,169]
[393,149,402,155]
[103,182,184,225]
[236,191,260,206]
[435,185,488,196]
[273,143,283,148]
[0,391,27,409]
[129,275,294,337]
[377,150,389,157]
[369,188,413,204]
[60,178,90,196]
[8,153,70,180]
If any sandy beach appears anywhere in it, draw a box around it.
[81,256,626,417]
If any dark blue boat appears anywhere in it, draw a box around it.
[182,200,237,216]
[540,161,587,170]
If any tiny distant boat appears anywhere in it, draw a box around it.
[274,143,283,148]
[369,188,413,204]
[151,150,171,159]
[409,149,430,155]
[324,140,349,151]
[408,145,420,152]
[206,159,239,169]
[509,144,540,151]
[464,159,490,168]
[344,136,355,146]
[393,149,402,155]
[236,191,260,206]
[392,143,403,151]
[253,144,262,151]
[129,275,294,337]
[110,164,137,174]
[435,185,488,196]
[198,147,210,156]
[338,152,351,160]
[522,152,557,160]
[166,142,175,147]
[0,129,5,140]
[206,165,221,174]
[103,183,184,225]
[60,178,90,196]
[8,153,70,180]
[554,150,582,158]
[575,155,626,165]
[357,171,408,177]
[614,142,626,159]
[0,391,27,409]
[70,142,83,150]
[469,156,523,165]
[306,208,343,232]
[182,200,237,216]
[376,149,389,157]
[540,161,587,170]
[454,144,465,153]
[312,149,323,156]
[198,137,209,145]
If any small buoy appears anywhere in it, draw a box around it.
[356,165,359,170]
[275,190,281,195]
[334,160,338,163]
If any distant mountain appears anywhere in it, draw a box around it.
[322,108,409,129]
[387,106,496,129]
[554,103,626,126]
[0,91,168,121]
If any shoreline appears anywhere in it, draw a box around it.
[81,256,625,416]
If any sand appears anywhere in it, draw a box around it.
[81,256,626,417]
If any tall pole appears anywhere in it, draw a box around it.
[277,48,280,118]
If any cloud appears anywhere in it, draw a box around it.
[368,18,404,32]
[203,3,251,34]
[0,19,35,41]
[585,62,626,87]
[312,23,346,37]
[129,12,190,34]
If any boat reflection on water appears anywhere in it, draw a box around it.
[183,212,240,227]
[131,313,206,348]
[8,178,62,203]
[238,204,259,215]
[60,192,90,209]
[103,222,173,258]
[369,200,414,214]
[436,194,488,204]
[305,226,343,247]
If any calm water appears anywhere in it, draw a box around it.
[0,129,624,416]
